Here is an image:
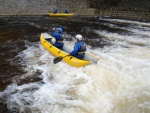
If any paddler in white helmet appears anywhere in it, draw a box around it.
[69,34,86,59]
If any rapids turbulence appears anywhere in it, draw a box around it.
[0,16,150,113]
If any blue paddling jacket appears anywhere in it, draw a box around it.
[53,9,57,14]
[64,10,68,13]
[69,41,86,59]
[51,29,63,49]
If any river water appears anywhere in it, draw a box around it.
[0,16,150,113]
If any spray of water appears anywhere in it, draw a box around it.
[0,18,150,113]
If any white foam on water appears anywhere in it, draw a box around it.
[102,18,150,27]
[0,19,150,113]
[94,24,150,48]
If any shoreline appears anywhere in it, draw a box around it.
[0,14,149,22]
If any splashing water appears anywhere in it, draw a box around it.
[0,17,150,113]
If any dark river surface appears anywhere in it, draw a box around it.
[0,16,150,113]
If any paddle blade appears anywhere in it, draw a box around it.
[53,56,63,64]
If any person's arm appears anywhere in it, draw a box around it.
[51,29,55,35]
[51,32,61,41]
[69,43,79,56]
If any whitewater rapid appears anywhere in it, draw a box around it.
[0,18,150,113]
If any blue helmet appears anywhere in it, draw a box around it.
[57,28,62,33]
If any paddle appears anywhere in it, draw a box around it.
[53,55,69,64]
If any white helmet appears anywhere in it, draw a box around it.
[75,34,82,40]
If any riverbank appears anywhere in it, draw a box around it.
[0,13,149,22]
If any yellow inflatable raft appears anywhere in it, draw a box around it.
[40,33,99,67]
[48,13,74,17]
